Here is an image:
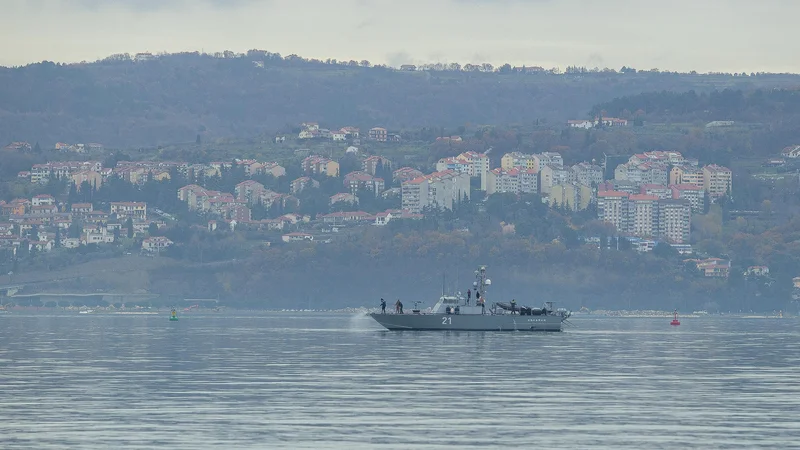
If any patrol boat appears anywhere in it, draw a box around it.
[369,266,571,331]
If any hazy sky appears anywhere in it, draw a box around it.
[2,0,798,73]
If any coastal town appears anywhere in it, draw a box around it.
[3,117,799,302]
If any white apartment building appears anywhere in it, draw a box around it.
[597,191,630,232]
[539,164,575,195]
[670,184,705,212]
[550,183,593,211]
[597,191,692,242]
[669,165,704,186]
[401,170,471,213]
[629,151,687,166]
[703,164,732,198]
[572,162,603,187]
[500,152,537,171]
[658,199,692,243]
[435,151,489,190]
[627,195,658,237]
[486,168,539,195]
[532,152,563,171]
[615,162,669,187]
[640,184,672,199]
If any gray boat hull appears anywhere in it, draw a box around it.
[368,313,564,331]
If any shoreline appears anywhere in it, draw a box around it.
[0,305,792,318]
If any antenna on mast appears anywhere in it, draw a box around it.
[442,270,446,297]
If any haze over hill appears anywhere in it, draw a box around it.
[2,52,800,148]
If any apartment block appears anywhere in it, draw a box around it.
[435,151,489,190]
[670,184,705,212]
[703,164,732,198]
[401,170,470,213]
[539,164,575,195]
[501,152,537,171]
[549,183,592,211]
[572,162,604,187]
[658,199,691,243]
[597,191,630,232]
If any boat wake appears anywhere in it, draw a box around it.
[348,309,378,331]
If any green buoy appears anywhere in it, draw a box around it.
[169,309,179,321]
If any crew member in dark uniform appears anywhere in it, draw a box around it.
[398,300,404,314]
[467,289,471,305]
[511,299,517,315]
[380,298,386,314]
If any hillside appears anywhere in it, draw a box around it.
[3,51,800,147]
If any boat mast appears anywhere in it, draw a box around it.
[442,270,446,297]
[474,265,489,304]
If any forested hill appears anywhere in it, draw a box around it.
[2,51,800,147]
[591,89,800,123]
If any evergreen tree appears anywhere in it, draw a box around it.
[55,227,62,248]
[126,217,134,238]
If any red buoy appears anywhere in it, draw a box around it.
[670,309,681,326]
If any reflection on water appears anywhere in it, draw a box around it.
[1,312,799,449]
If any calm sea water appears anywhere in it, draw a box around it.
[1,311,799,449]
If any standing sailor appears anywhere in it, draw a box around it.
[511,299,517,315]
[467,289,471,305]
[380,298,386,314]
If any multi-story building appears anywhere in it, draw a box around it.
[435,151,489,190]
[703,164,732,198]
[539,164,575,195]
[110,202,147,221]
[627,195,658,237]
[392,167,424,184]
[629,151,687,166]
[549,183,593,211]
[640,184,672,199]
[178,185,226,212]
[290,177,320,195]
[657,199,691,243]
[597,191,630,232]
[669,164,704,186]
[344,171,385,197]
[597,191,692,242]
[368,127,388,142]
[486,168,519,195]
[599,180,639,196]
[31,194,56,207]
[670,184,705,212]
[235,180,266,204]
[330,193,359,206]
[362,156,392,176]
[572,162,603,187]
[532,152,563,171]
[301,156,340,177]
[615,162,669,187]
[70,203,93,217]
[518,169,539,194]
[781,145,800,158]
[501,152,537,171]
[401,170,470,213]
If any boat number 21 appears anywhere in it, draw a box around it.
[442,317,452,325]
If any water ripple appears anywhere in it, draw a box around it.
[1,313,799,449]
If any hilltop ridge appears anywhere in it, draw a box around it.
[2,50,800,147]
